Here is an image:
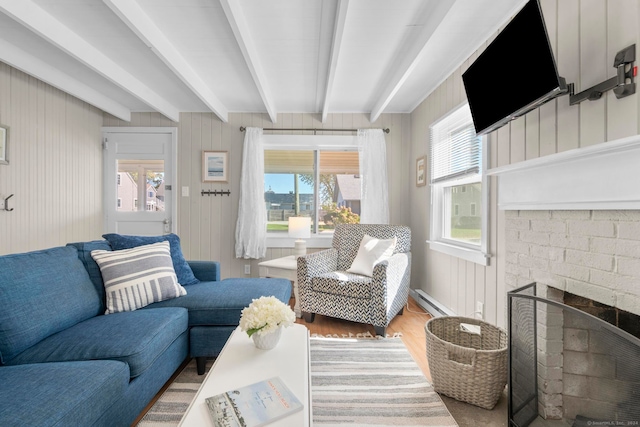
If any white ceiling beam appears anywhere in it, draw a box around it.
[219,0,277,123]
[369,0,457,123]
[103,0,228,123]
[321,0,350,123]
[314,1,334,114]
[0,0,180,122]
[0,39,131,121]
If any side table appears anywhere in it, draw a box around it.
[258,255,300,317]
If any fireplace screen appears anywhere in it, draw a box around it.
[508,283,640,426]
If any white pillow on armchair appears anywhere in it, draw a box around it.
[347,234,397,277]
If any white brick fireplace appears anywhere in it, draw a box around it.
[489,134,640,423]
[504,209,640,317]
[504,209,640,421]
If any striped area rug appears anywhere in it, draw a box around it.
[136,359,212,426]
[310,336,458,426]
[137,337,457,426]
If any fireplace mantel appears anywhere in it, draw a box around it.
[487,134,640,210]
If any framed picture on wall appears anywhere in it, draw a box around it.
[416,156,426,186]
[0,125,8,165]
[202,151,228,182]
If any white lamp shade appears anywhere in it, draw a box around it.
[288,217,311,239]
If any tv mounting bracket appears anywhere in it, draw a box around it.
[568,44,636,105]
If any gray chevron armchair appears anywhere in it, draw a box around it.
[297,224,411,336]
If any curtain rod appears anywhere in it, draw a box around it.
[239,126,390,134]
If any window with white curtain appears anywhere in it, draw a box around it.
[429,103,489,265]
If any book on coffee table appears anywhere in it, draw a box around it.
[204,376,303,427]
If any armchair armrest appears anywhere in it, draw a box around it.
[187,261,221,282]
[372,252,411,291]
[297,248,338,314]
[370,252,412,321]
[297,248,338,280]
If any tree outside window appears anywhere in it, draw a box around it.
[264,150,360,233]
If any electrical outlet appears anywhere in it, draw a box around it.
[244,264,251,275]
[476,301,484,319]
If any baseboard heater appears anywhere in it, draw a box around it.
[410,289,455,318]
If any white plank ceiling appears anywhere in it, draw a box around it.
[0,0,525,123]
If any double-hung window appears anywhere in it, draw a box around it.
[429,103,489,265]
[263,135,361,248]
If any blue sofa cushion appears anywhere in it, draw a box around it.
[0,361,128,427]
[0,246,102,364]
[6,307,188,378]
[144,277,292,326]
[188,260,221,282]
[92,241,187,314]
[67,240,112,309]
[103,233,199,286]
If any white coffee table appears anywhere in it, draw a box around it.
[258,255,301,317]
[179,323,311,427]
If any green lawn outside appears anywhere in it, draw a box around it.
[267,224,289,231]
[451,228,481,239]
[266,223,336,232]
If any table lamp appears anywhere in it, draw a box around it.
[288,216,311,256]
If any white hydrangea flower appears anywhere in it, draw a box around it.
[239,296,296,337]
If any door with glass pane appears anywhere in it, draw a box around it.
[102,128,176,235]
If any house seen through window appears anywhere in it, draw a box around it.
[264,149,360,234]
[429,103,489,265]
[115,160,165,212]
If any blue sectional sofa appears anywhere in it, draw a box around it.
[0,236,291,427]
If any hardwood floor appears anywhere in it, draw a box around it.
[293,295,435,381]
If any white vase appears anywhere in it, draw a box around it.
[252,326,282,350]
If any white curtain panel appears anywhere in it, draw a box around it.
[235,127,267,259]
[358,129,389,224]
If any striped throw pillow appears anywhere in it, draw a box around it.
[91,241,187,314]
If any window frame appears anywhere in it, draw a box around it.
[428,104,490,266]
[263,134,360,249]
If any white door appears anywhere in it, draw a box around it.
[102,127,177,236]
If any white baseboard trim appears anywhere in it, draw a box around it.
[409,289,456,318]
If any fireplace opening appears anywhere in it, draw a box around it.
[508,283,640,427]
[563,291,640,340]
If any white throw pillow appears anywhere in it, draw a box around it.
[347,234,397,277]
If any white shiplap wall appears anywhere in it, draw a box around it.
[409,0,640,328]
[103,111,411,279]
[0,63,104,255]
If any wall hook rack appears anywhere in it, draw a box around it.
[2,194,14,211]
[201,190,230,197]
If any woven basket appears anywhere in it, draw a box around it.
[425,316,508,410]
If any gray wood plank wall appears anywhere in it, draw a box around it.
[0,64,104,255]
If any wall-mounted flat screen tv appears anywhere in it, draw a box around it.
[462,0,567,136]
